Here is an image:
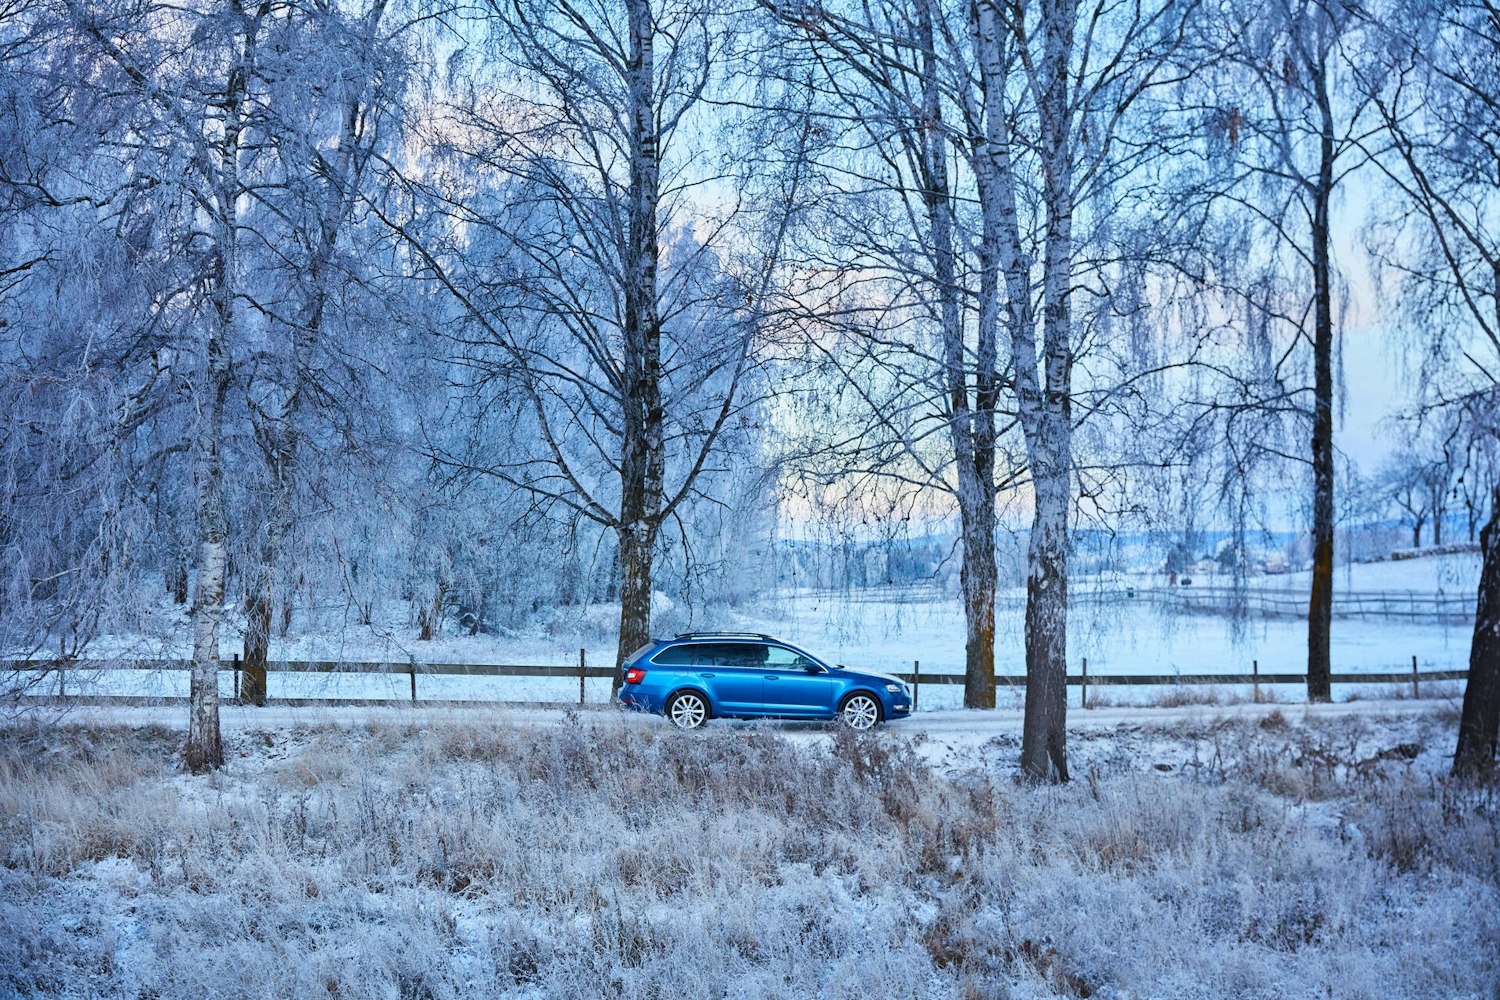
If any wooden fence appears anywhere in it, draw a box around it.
[770,585,1475,622]
[1076,586,1474,622]
[5,654,1469,709]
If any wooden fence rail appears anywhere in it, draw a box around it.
[1076,587,1474,622]
[813,585,1475,621]
[4,657,1469,708]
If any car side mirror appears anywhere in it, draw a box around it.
[803,663,825,674]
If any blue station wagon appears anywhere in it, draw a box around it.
[617,633,912,730]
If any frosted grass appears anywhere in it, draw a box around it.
[1,714,1496,999]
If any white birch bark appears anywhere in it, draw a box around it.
[971,0,1074,781]
[613,0,666,677]
[187,0,269,771]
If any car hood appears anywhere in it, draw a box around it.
[836,666,907,688]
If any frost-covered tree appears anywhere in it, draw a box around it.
[232,0,408,704]
[766,0,1205,777]
[390,0,799,673]
[1378,411,1464,549]
[56,0,288,769]
[0,0,169,694]
[1362,0,1500,775]
[971,0,1198,780]
[1379,450,1440,549]
[54,0,423,765]
[1192,0,1378,703]
[760,0,1013,710]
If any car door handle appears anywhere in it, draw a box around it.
[698,673,715,678]
[764,675,779,680]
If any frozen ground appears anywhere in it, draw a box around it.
[2,702,1495,1000]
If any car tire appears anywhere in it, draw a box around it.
[667,691,709,730]
[838,692,881,731]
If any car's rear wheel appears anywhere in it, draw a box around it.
[667,691,709,730]
[838,693,881,731]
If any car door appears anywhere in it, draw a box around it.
[760,645,835,716]
[687,643,764,714]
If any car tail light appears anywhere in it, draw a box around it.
[624,667,647,685]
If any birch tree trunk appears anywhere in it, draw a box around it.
[915,0,998,709]
[1306,59,1336,704]
[613,0,665,681]
[186,328,230,772]
[1455,483,1500,777]
[1017,299,1073,780]
[186,0,267,770]
[241,427,290,705]
[241,590,271,704]
[185,170,240,773]
[973,0,1042,723]
[1012,0,1076,782]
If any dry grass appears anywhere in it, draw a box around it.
[1081,684,1291,710]
[1,715,1497,999]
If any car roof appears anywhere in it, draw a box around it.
[664,632,781,642]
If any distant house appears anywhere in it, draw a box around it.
[1193,558,1219,577]
[1258,552,1290,575]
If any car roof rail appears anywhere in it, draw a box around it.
[670,631,780,641]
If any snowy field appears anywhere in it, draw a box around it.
[1239,550,1481,595]
[3,702,1496,999]
[14,551,1480,710]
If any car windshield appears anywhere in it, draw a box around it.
[763,646,814,668]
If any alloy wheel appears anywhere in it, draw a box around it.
[668,692,708,730]
[840,694,880,731]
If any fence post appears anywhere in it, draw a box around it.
[58,637,65,698]
[913,660,920,712]
[1412,654,1420,699]
[232,652,240,704]
[1081,657,1088,709]
[409,657,417,703]
[1252,659,1259,703]
[579,647,586,707]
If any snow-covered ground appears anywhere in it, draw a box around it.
[737,585,1473,678]
[1100,549,1482,595]
[3,702,1494,999]
[16,551,1480,709]
[1259,549,1480,594]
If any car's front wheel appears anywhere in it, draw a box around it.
[667,691,709,730]
[838,693,881,731]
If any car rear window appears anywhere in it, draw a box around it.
[621,643,656,668]
[649,644,699,665]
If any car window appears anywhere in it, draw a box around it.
[648,642,814,668]
[693,643,768,667]
[649,644,698,666]
[622,643,656,667]
[764,645,813,668]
